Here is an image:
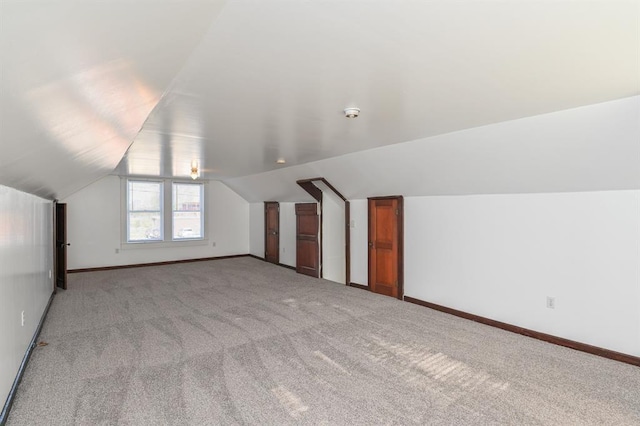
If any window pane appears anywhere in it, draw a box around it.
[129,181,161,211]
[172,183,203,240]
[127,180,163,243]
[173,184,201,211]
[128,212,162,241]
[173,211,202,239]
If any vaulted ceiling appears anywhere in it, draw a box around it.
[1,0,638,200]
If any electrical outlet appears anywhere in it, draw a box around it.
[21,311,25,326]
[115,248,120,254]
[350,219,356,228]
[282,247,285,253]
[212,242,216,247]
[546,296,555,309]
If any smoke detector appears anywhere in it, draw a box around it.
[344,107,360,118]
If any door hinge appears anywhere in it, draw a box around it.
[395,208,399,215]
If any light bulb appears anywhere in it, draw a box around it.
[190,160,199,179]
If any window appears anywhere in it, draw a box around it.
[172,183,203,240]
[125,179,205,244]
[127,181,163,242]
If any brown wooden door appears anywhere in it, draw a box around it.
[296,203,320,277]
[264,202,279,264]
[55,202,69,290]
[368,196,403,299]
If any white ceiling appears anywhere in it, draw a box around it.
[1,0,638,199]
[225,96,640,202]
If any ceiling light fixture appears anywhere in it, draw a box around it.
[190,160,199,180]
[344,107,360,118]
[276,158,286,164]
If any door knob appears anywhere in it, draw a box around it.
[368,241,373,248]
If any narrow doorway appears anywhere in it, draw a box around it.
[296,177,350,285]
[368,196,403,299]
[264,202,280,264]
[295,203,320,278]
[54,202,69,290]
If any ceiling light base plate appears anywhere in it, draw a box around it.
[344,107,360,118]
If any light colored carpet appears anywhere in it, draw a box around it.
[7,257,640,425]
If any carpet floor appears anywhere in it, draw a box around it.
[6,257,640,425]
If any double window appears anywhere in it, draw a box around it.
[126,180,204,243]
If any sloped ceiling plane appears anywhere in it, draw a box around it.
[1,0,638,200]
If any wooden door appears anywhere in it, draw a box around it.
[264,202,280,264]
[368,196,403,299]
[296,203,320,278]
[54,202,69,290]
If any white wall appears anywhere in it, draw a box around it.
[403,190,640,356]
[248,201,299,267]
[349,199,368,285]
[0,185,53,408]
[63,176,249,269]
[321,191,345,284]
[348,191,640,356]
[279,203,297,267]
[249,203,264,258]
[251,199,345,275]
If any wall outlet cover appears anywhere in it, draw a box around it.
[546,296,556,309]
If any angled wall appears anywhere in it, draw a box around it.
[349,200,368,286]
[278,203,298,268]
[320,190,346,284]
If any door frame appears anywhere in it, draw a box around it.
[368,195,404,299]
[264,201,280,264]
[296,178,350,284]
[52,201,58,294]
[54,201,68,290]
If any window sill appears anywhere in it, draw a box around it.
[120,239,209,250]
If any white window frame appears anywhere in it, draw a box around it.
[172,182,205,241]
[120,177,208,250]
[126,179,164,243]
